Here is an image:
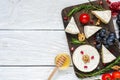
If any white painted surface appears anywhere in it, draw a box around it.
[0,67,101,80]
[0,0,95,29]
[0,0,119,80]
[0,31,69,65]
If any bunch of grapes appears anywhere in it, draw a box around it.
[96,29,116,49]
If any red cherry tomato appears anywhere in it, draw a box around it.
[112,71,120,80]
[102,73,112,80]
[79,13,90,24]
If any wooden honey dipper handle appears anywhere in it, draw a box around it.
[48,67,59,80]
[48,55,66,80]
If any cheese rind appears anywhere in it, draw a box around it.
[65,17,80,34]
[92,10,111,24]
[101,45,116,63]
[84,25,102,38]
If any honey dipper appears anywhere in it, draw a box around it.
[48,54,70,80]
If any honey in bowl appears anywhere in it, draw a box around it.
[55,53,71,70]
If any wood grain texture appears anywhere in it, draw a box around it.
[0,31,70,65]
[0,0,96,29]
[0,0,118,29]
[0,67,101,80]
[0,0,119,80]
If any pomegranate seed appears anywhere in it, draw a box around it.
[63,16,68,20]
[108,1,111,4]
[90,20,94,24]
[106,0,111,4]
[99,1,103,5]
[109,1,120,18]
[91,56,94,60]
[103,63,106,66]
[70,47,74,51]
[112,12,118,17]
[80,51,84,55]
[84,66,88,69]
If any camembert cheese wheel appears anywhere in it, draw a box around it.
[72,45,100,72]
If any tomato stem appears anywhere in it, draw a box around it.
[115,78,120,80]
[107,78,111,80]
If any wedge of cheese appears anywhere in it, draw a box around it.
[92,10,111,24]
[84,25,102,38]
[65,17,80,34]
[101,45,116,63]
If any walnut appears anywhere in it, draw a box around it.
[78,33,85,42]
[95,19,101,26]
[111,65,120,70]
[82,54,90,64]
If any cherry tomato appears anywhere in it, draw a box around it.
[112,71,120,80]
[102,73,112,80]
[79,13,90,24]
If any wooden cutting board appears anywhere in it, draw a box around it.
[61,0,120,79]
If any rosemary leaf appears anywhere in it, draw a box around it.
[67,4,104,17]
[71,38,86,44]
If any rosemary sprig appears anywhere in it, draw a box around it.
[67,4,104,17]
[76,56,120,78]
[71,38,86,44]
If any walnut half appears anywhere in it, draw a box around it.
[111,65,120,70]
[82,54,90,64]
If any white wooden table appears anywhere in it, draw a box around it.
[0,0,119,80]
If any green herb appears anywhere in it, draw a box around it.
[67,4,104,17]
[76,56,120,78]
[71,38,86,44]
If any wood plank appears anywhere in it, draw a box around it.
[0,0,96,29]
[0,67,101,80]
[0,30,118,65]
[0,0,118,29]
[0,31,70,65]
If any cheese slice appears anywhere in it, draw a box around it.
[101,45,116,63]
[92,10,111,24]
[65,17,80,34]
[84,25,102,38]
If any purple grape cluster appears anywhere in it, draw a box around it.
[95,29,116,49]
